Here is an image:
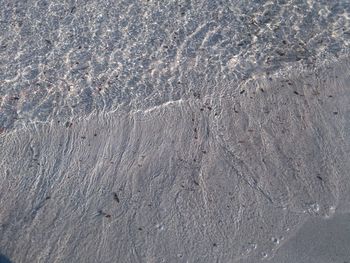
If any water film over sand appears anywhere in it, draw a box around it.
[1,57,350,262]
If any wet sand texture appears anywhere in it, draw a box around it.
[1,59,349,262]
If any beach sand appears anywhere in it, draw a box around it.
[1,57,349,262]
[269,212,350,263]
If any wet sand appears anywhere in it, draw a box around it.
[269,212,350,263]
[1,0,350,262]
[1,57,349,262]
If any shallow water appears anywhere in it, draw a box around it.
[0,0,349,130]
[0,1,350,262]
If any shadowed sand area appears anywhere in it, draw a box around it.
[269,212,350,263]
[0,58,349,262]
[0,254,12,263]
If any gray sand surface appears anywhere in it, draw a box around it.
[1,0,350,262]
[1,58,350,262]
[270,212,350,263]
